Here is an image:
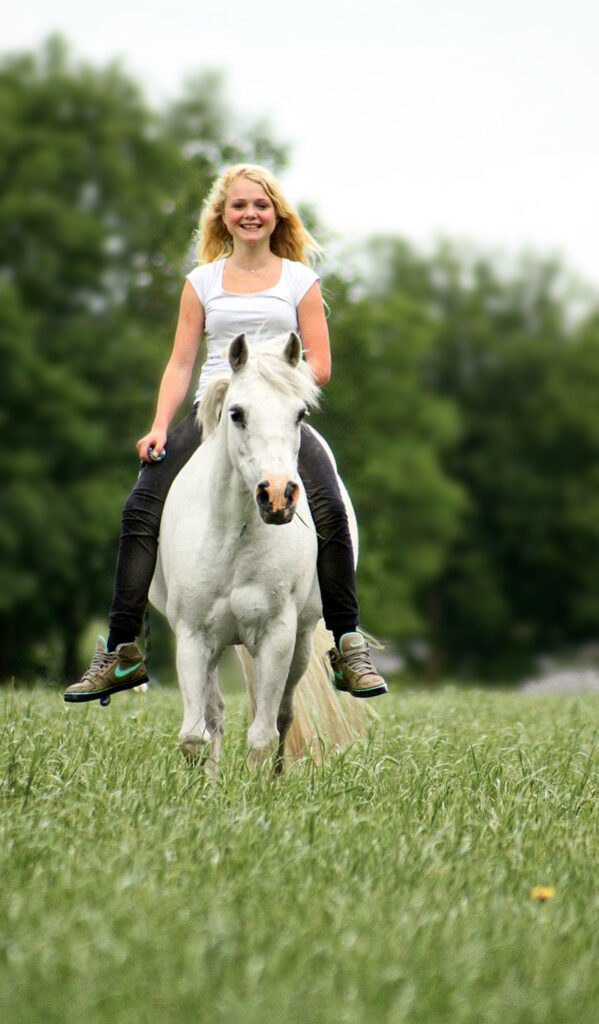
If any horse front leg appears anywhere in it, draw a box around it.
[247,623,295,768]
[175,627,215,765]
[204,671,226,774]
[272,628,315,773]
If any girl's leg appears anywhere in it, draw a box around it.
[64,410,202,700]
[298,425,387,698]
[108,410,203,648]
[298,425,359,642]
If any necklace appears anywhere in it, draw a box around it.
[229,258,279,274]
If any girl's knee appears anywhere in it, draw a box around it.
[309,487,348,532]
[122,486,164,531]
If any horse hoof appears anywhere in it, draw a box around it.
[179,735,210,766]
[247,744,277,770]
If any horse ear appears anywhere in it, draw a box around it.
[229,334,249,372]
[283,332,302,367]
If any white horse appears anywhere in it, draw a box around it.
[149,332,369,770]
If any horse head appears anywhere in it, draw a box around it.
[225,332,318,525]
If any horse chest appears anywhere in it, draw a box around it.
[230,577,286,618]
[192,529,299,609]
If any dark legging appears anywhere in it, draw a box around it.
[108,410,359,649]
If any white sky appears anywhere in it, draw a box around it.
[6,0,599,285]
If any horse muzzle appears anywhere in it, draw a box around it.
[255,478,300,525]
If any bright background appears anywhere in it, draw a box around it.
[6,0,599,284]
[4,2,599,685]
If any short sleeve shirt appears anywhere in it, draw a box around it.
[186,258,319,401]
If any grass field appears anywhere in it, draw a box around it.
[1,683,598,1024]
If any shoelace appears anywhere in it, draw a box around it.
[341,645,380,679]
[81,648,115,682]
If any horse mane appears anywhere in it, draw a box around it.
[198,339,321,439]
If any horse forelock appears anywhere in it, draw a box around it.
[251,342,320,409]
[198,344,320,438]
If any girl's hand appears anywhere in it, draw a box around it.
[136,428,167,463]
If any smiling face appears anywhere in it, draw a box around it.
[222,176,279,248]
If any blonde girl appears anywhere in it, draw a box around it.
[65,165,386,703]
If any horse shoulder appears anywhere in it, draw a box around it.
[156,443,216,588]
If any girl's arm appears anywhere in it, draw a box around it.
[297,282,331,386]
[137,281,205,462]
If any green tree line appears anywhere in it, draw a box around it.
[320,243,599,678]
[3,39,599,682]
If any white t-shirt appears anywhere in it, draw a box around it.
[186,258,319,402]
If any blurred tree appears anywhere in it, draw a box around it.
[317,240,466,647]
[423,249,599,676]
[319,240,599,680]
[0,37,286,680]
[5,38,599,684]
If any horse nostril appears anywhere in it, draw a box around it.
[255,480,271,511]
[285,481,300,506]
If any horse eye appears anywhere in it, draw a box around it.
[297,407,307,424]
[230,406,246,427]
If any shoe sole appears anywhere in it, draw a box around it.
[350,683,388,698]
[63,675,149,703]
[333,680,388,698]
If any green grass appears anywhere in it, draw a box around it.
[1,685,598,1024]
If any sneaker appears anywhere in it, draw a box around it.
[328,631,388,698]
[64,636,148,703]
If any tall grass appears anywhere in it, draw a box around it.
[1,686,598,1023]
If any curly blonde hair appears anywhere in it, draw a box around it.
[195,164,323,266]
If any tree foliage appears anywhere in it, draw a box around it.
[4,39,599,683]
[315,250,465,643]
[315,240,599,677]
[423,253,599,675]
[0,38,286,679]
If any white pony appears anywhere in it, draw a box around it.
[149,332,368,770]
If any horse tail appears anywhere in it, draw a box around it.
[236,621,378,765]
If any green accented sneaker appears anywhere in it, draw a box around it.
[329,631,388,698]
[64,636,148,703]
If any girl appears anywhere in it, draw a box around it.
[65,165,386,703]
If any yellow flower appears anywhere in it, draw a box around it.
[531,886,556,902]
